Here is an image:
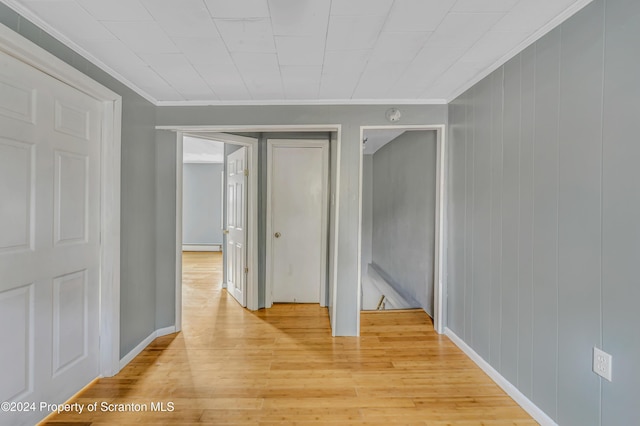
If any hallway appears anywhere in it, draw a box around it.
[42,252,534,425]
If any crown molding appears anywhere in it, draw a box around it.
[155,98,448,107]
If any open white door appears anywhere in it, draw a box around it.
[0,49,102,425]
[226,147,247,307]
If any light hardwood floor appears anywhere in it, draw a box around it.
[42,251,536,425]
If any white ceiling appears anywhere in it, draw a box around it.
[183,136,224,163]
[4,0,591,105]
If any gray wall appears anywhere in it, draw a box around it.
[0,5,161,359]
[182,163,223,245]
[447,0,640,424]
[371,131,437,315]
[156,105,447,335]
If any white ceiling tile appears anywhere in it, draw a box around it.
[281,66,322,99]
[493,0,579,31]
[139,53,217,99]
[268,0,331,36]
[77,0,153,21]
[369,32,432,63]
[275,36,325,66]
[140,0,217,37]
[232,52,284,99]
[389,43,467,97]
[104,21,178,53]
[79,39,144,66]
[322,50,370,75]
[215,18,276,53]
[352,61,408,98]
[26,1,116,40]
[424,61,486,98]
[330,0,393,16]
[326,15,386,51]
[451,0,520,13]
[192,62,252,100]
[171,36,233,65]
[428,12,506,46]
[204,0,270,18]
[459,31,528,63]
[384,0,457,32]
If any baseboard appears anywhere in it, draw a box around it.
[119,325,177,370]
[182,244,221,252]
[444,328,557,426]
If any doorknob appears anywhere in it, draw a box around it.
[274,232,281,238]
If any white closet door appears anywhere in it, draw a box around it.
[0,49,102,426]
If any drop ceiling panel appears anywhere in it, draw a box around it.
[384,0,457,32]
[326,15,386,51]
[140,0,218,38]
[8,0,593,103]
[281,66,322,99]
[204,0,270,19]
[26,1,116,41]
[192,62,251,100]
[171,36,233,66]
[215,18,276,53]
[330,0,393,17]
[268,0,331,36]
[275,36,325,66]
[76,0,153,21]
[104,21,178,53]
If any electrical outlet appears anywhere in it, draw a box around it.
[593,347,612,381]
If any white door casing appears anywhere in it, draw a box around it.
[267,140,329,306]
[226,147,247,307]
[0,48,102,425]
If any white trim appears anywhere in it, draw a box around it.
[445,328,558,426]
[357,125,446,335]
[175,133,183,333]
[175,131,259,315]
[119,326,176,370]
[446,0,594,102]
[0,23,122,377]
[163,124,341,335]
[182,244,222,252]
[266,139,329,308]
[158,125,341,133]
[330,129,341,335]
[156,99,447,107]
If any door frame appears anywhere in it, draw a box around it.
[265,139,330,308]
[176,132,258,327]
[358,125,447,334]
[161,125,341,333]
[0,24,123,376]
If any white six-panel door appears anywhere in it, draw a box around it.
[226,147,247,307]
[0,49,102,426]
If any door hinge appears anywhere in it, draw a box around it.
[244,267,249,274]
[244,169,249,176]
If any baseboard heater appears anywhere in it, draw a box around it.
[182,244,222,252]
[365,263,420,310]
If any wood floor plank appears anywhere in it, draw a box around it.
[41,252,535,425]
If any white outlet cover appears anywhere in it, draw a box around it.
[593,347,613,382]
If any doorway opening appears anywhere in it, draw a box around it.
[170,125,342,335]
[358,125,446,334]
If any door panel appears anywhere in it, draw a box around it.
[0,49,102,425]
[269,142,328,304]
[226,147,247,306]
